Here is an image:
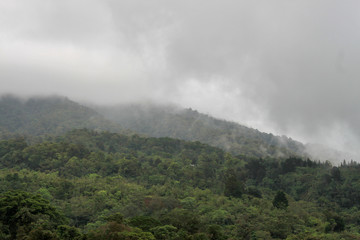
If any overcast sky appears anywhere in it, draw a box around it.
[1,0,360,159]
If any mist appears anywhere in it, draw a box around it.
[1,0,360,161]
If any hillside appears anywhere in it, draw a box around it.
[0,95,307,159]
[0,96,359,238]
[1,129,360,239]
[96,103,307,159]
[0,95,124,138]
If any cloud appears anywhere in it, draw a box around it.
[1,0,360,160]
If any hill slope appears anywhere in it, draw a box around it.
[0,95,307,159]
[1,129,360,239]
[96,103,307,159]
[0,95,123,137]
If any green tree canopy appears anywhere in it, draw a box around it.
[272,191,289,209]
[0,190,64,239]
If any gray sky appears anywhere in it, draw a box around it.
[1,0,360,159]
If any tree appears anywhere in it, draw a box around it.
[0,190,64,240]
[57,225,83,240]
[281,157,303,174]
[150,225,178,240]
[207,224,226,240]
[160,209,200,234]
[324,211,345,233]
[224,169,243,198]
[331,167,341,182]
[127,216,161,232]
[272,191,288,209]
[105,213,125,224]
[245,158,266,183]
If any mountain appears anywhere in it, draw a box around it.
[0,95,124,138]
[2,96,360,238]
[0,95,307,159]
[1,128,360,239]
[96,103,307,159]
[1,95,345,161]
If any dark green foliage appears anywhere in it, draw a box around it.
[87,220,155,240]
[87,212,157,239]
[27,227,58,240]
[150,225,178,240]
[246,158,266,183]
[280,157,315,174]
[331,167,341,181]
[160,209,200,234]
[57,225,82,240]
[105,213,124,224]
[0,128,360,239]
[224,169,243,198]
[2,96,360,239]
[0,190,64,239]
[324,212,345,233]
[207,224,226,240]
[246,187,262,198]
[127,216,161,232]
[272,191,288,209]
[97,103,307,159]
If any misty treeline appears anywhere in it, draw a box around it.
[1,96,360,239]
[1,129,360,239]
[97,103,306,159]
[0,95,306,160]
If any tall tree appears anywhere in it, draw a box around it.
[0,191,64,239]
[272,191,288,209]
[224,169,244,198]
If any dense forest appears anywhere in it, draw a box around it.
[1,129,360,239]
[96,103,307,159]
[0,96,125,137]
[0,96,307,159]
[1,96,360,239]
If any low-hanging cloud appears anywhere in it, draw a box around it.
[1,0,360,161]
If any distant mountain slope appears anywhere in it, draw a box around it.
[96,103,307,158]
[0,95,123,137]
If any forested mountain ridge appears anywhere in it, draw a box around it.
[0,95,124,137]
[96,103,307,159]
[1,129,360,239]
[0,95,307,159]
[0,95,359,238]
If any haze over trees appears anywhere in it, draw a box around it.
[0,96,360,239]
[0,96,308,159]
[1,0,360,238]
